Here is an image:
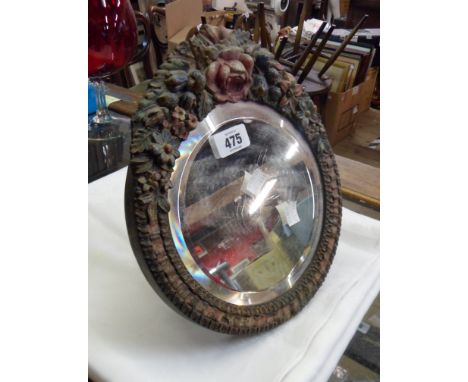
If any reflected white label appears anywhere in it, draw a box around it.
[241,168,270,198]
[209,123,250,159]
[276,201,301,227]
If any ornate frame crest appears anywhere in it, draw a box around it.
[125,25,342,334]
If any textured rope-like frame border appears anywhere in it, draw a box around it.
[125,25,342,334]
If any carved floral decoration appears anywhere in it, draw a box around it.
[206,48,254,102]
[129,25,323,217]
[126,25,341,335]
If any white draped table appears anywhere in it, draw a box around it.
[89,167,380,382]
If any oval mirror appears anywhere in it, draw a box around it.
[125,26,342,334]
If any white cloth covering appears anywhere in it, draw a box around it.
[89,168,380,382]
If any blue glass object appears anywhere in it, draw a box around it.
[88,81,97,114]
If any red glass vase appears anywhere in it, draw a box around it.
[88,0,138,124]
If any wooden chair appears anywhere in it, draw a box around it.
[276,0,318,63]
[234,3,273,52]
[281,14,368,114]
[124,11,152,86]
[148,4,169,68]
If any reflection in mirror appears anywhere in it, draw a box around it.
[169,102,323,304]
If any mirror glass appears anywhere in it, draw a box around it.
[168,102,323,305]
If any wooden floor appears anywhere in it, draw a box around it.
[333,108,380,168]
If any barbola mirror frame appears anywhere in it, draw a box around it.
[125,25,342,335]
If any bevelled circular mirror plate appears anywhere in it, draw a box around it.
[125,25,342,334]
[169,102,324,305]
